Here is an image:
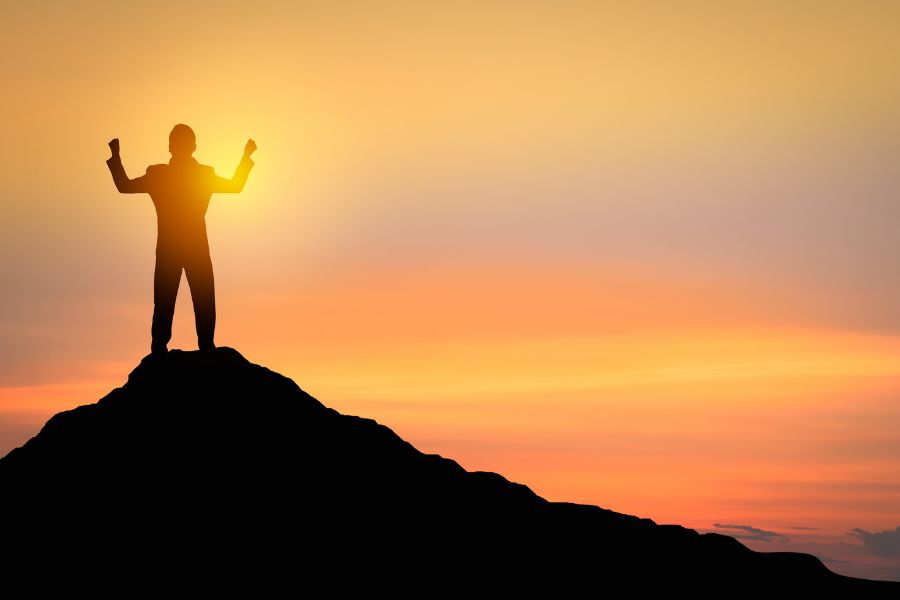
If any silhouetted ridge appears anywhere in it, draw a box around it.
[1,348,893,591]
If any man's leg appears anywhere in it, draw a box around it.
[151,254,182,354]
[185,252,216,351]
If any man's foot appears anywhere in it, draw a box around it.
[199,343,216,353]
[151,344,168,355]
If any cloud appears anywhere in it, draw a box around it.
[817,555,850,565]
[850,526,900,557]
[713,523,789,543]
[791,526,819,531]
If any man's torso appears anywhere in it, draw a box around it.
[144,159,217,255]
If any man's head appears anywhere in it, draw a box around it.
[169,124,196,159]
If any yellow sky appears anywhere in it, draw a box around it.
[3,1,900,580]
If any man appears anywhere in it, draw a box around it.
[106,124,256,354]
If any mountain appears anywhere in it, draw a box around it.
[0,348,892,591]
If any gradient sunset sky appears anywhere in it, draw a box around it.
[2,1,900,580]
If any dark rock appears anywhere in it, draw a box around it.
[1,348,893,592]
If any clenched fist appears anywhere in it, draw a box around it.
[108,138,120,157]
[244,138,257,157]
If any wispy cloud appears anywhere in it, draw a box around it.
[817,555,850,565]
[713,523,789,543]
[850,527,900,557]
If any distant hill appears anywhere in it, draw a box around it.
[1,348,892,591]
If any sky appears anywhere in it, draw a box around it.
[2,0,900,580]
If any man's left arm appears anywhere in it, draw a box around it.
[211,139,256,194]
[107,138,153,194]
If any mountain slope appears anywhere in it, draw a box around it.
[0,348,891,591]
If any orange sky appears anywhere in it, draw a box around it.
[3,1,900,581]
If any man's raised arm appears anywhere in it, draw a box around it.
[106,138,151,194]
[211,139,256,194]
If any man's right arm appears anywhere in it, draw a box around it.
[210,139,256,194]
[106,138,151,194]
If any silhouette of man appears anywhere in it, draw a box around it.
[106,125,256,354]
